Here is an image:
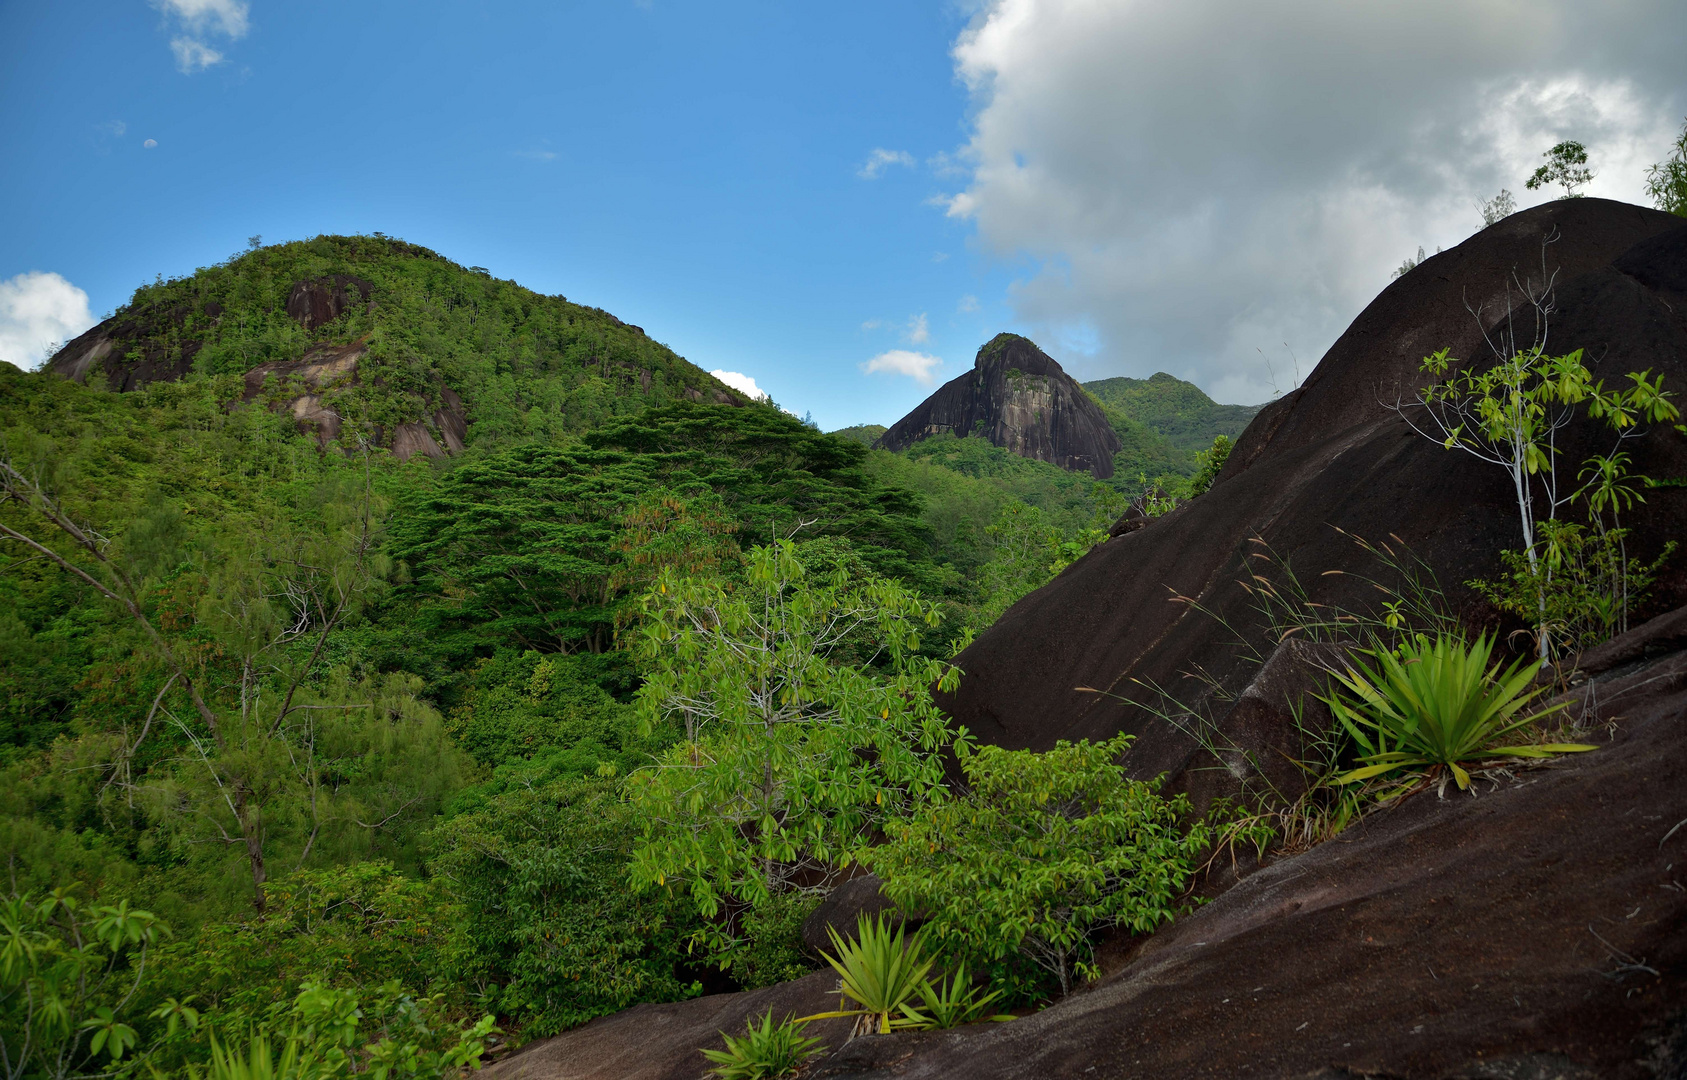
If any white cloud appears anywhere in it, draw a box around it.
[100,120,127,137]
[858,148,916,180]
[156,0,248,73]
[944,0,1687,404]
[861,350,944,385]
[905,312,930,344]
[710,369,769,401]
[0,272,96,371]
[514,149,559,161]
[144,139,158,149]
[157,0,249,37]
[860,318,884,331]
[170,37,223,72]
[958,295,980,313]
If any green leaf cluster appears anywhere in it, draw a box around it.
[626,541,968,918]
[868,733,1214,999]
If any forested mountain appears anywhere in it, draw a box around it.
[41,234,748,457]
[1083,371,1262,454]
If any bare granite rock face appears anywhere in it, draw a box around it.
[874,333,1122,478]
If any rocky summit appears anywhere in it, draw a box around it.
[874,333,1122,478]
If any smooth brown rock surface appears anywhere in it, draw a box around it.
[479,969,853,1080]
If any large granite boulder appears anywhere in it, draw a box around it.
[938,202,1687,810]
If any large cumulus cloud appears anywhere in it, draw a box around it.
[941,0,1687,404]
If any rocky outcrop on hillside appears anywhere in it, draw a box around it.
[874,334,1122,478]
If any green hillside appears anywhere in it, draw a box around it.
[48,233,746,447]
[1083,372,1262,454]
[829,422,887,446]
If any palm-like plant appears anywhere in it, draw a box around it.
[1327,632,1594,794]
[700,1011,824,1080]
[802,914,935,1035]
[902,962,1014,1030]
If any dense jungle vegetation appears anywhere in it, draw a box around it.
[0,237,1245,1079]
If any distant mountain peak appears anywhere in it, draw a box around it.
[875,334,1121,478]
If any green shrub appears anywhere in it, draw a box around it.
[721,892,821,990]
[868,734,1215,998]
[428,774,705,1036]
[1327,633,1595,796]
[181,981,495,1080]
[699,1010,824,1080]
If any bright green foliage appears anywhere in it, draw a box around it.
[699,1010,824,1080]
[869,734,1214,998]
[181,981,495,1080]
[0,889,162,1080]
[1185,434,1233,498]
[427,774,705,1036]
[1647,118,1687,216]
[1525,140,1594,198]
[1326,633,1594,796]
[142,864,458,1021]
[904,962,1014,1030]
[440,650,644,772]
[625,542,966,918]
[803,915,936,1036]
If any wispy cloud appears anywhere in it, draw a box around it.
[514,148,559,161]
[861,350,943,385]
[170,37,223,72]
[99,120,127,137]
[858,148,915,180]
[860,318,885,331]
[905,313,930,344]
[710,369,769,401]
[0,271,95,371]
[155,0,248,73]
[958,295,980,313]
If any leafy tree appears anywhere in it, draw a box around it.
[624,542,966,921]
[868,734,1215,999]
[1525,140,1594,199]
[1396,346,1678,659]
[1645,117,1687,217]
[1477,189,1517,227]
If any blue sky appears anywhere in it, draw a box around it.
[3,1,1684,427]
